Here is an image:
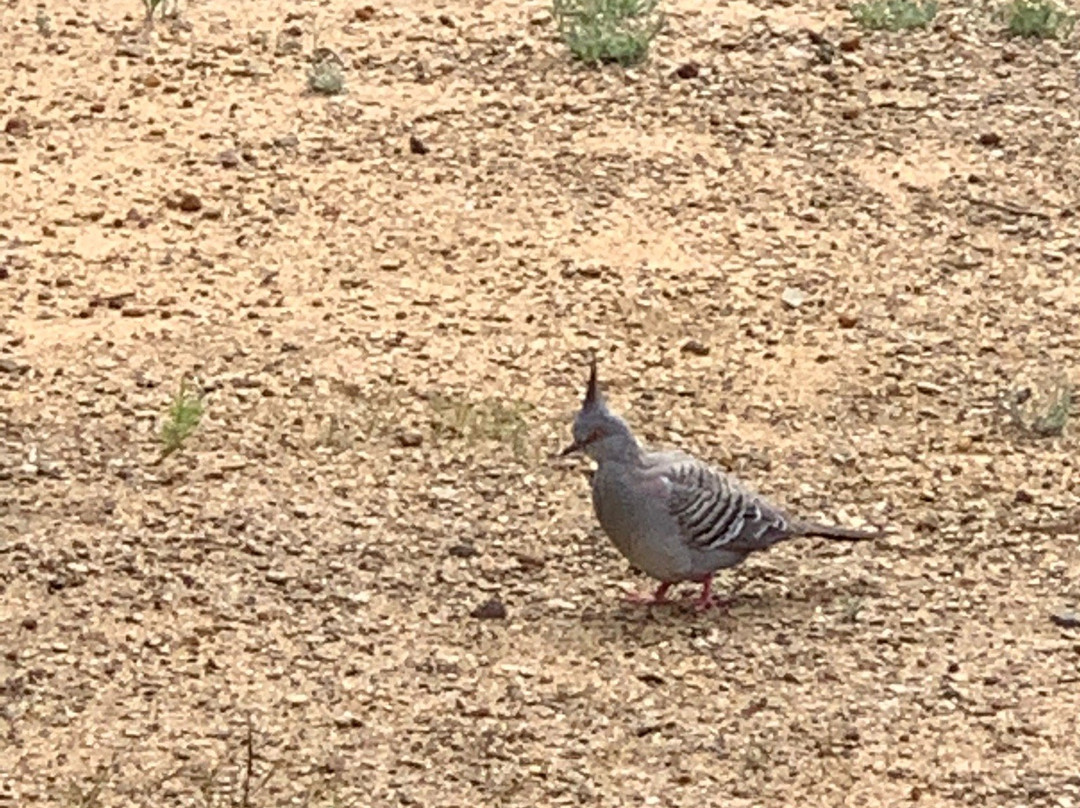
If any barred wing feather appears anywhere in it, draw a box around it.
[662,459,793,552]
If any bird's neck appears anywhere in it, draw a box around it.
[594,435,644,465]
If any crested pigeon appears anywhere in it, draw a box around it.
[560,357,882,611]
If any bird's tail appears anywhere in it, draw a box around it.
[793,520,882,541]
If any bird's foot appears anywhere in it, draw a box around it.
[692,594,734,613]
[624,582,673,606]
[691,576,733,613]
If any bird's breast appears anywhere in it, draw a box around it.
[590,466,690,581]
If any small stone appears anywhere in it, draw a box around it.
[166,191,203,213]
[334,711,362,728]
[1014,489,1034,504]
[837,311,859,328]
[1051,611,1080,629]
[680,340,710,356]
[781,287,807,309]
[409,134,429,155]
[354,5,375,21]
[286,693,309,706]
[978,132,1002,147]
[21,617,37,631]
[179,193,202,213]
[265,570,291,585]
[673,61,700,80]
[4,117,30,137]
[142,74,162,88]
[217,149,240,168]
[839,36,860,51]
[471,598,507,620]
[915,381,945,395]
[448,543,477,558]
[0,357,29,374]
[396,429,423,448]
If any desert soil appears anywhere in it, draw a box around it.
[2,0,1080,805]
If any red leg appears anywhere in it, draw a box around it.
[625,581,673,605]
[693,575,733,612]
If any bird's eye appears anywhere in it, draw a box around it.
[587,428,602,444]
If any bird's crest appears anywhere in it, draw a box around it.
[583,353,601,410]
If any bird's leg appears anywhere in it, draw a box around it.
[625,581,673,606]
[692,575,733,612]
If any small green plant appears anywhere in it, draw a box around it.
[307,48,345,95]
[840,596,865,624]
[158,379,204,461]
[313,413,354,453]
[35,11,54,37]
[142,0,168,24]
[429,394,533,458]
[552,0,664,66]
[850,0,938,30]
[1006,379,1074,438]
[1003,0,1076,37]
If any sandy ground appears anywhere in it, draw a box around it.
[2,0,1080,805]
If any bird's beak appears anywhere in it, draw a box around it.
[558,439,584,457]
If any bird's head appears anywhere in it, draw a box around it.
[560,355,639,463]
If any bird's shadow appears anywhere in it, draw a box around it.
[568,575,887,640]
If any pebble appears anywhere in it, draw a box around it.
[837,311,860,328]
[4,116,30,137]
[781,287,807,308]
[448,543,478,558]
[471,598,507,620]
[673,61,700,80]
[1051,611,1079,629]
[334,711,362,728]
[409,134,429,155]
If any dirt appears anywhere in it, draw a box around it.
[2,0,1080,806]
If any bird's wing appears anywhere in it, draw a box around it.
[652,456,794,553]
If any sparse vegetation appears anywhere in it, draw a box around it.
[1003,0,1076,38]
[34,11,53,37]
[552,0,664,66]
[840,596,866,623]
[158,379,204,461]
[313,413,354,453]
[429,394,533,458]
[850,0,938,30]
[142,0,172,24]
[307,47,345,95]
[1006,378,1074,438]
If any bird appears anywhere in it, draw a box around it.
[560,356,883,611]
